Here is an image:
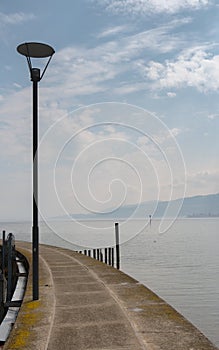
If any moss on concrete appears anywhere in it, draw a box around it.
[4,244,55,350]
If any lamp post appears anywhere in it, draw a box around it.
[17,42,55,300]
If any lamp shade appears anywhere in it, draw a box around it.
[17,42,55,58]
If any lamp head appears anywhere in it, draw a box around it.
[17,42,55,58]
[17,42,55,81]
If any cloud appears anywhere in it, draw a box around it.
[34,103,186,219]
[91,0,210,15]
[0,87,33,169]
[0,170,31,221]
[97,25,127,38]
[0,11,36,43]
[208,113,219,120]
[167,91,176,98]
[113,83,145,95]
[170,128,182,137]
[140,47,219,92]
[47,20,187,105]
[0,12,35,26]
[187,170,219,196]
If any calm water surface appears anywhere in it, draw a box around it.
[1,218,219,347]
[121,219,219,348]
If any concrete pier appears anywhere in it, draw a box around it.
[4,242,218,350]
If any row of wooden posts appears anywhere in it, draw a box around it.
[77,222,120,270]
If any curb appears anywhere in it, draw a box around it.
[3,244,55,350]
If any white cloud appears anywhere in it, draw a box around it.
[97,25,127,38]
[48,20,187,104]
[0,11,36,43]
[0,12,35,26]
[170,128,182,137]
[0,171,31,221]
[167,91,176,97]
[35,103,187,217]
[92,0,210,15]
[113,83,145,95]
[186,170,219,196]
[208,113,219,120]
[141,47,219,92]
[0,88,31,161]
[13,82,22,89]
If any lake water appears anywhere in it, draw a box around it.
[1,218,219,348]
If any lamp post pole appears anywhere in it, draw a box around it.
[32,68,40,300]
[17,43,55,300]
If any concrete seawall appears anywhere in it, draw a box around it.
[4,242,218,350]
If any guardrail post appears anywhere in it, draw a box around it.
[0,270,6,305]
[6,233,14,302]
[93,249,96,259]
[104,248,107,264]
[111,247,114,267]
[108,248,111,266]
[0,271,4,306]
[100,249,103,262]
[115,222,120,269]
[0,271,6,320]
[2,231,6,275]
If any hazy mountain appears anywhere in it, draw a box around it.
[67,192,219,220]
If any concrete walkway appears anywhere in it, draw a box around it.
[4,242,218,350]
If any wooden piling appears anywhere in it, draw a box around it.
[115,222,120,269]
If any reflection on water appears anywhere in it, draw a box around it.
[1,218,219,347]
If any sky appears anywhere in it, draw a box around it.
[1,0,219,221]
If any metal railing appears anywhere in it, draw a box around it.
[1,231,17,303]
[0,230,29,321]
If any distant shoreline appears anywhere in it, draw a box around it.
[187,213,219,218]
